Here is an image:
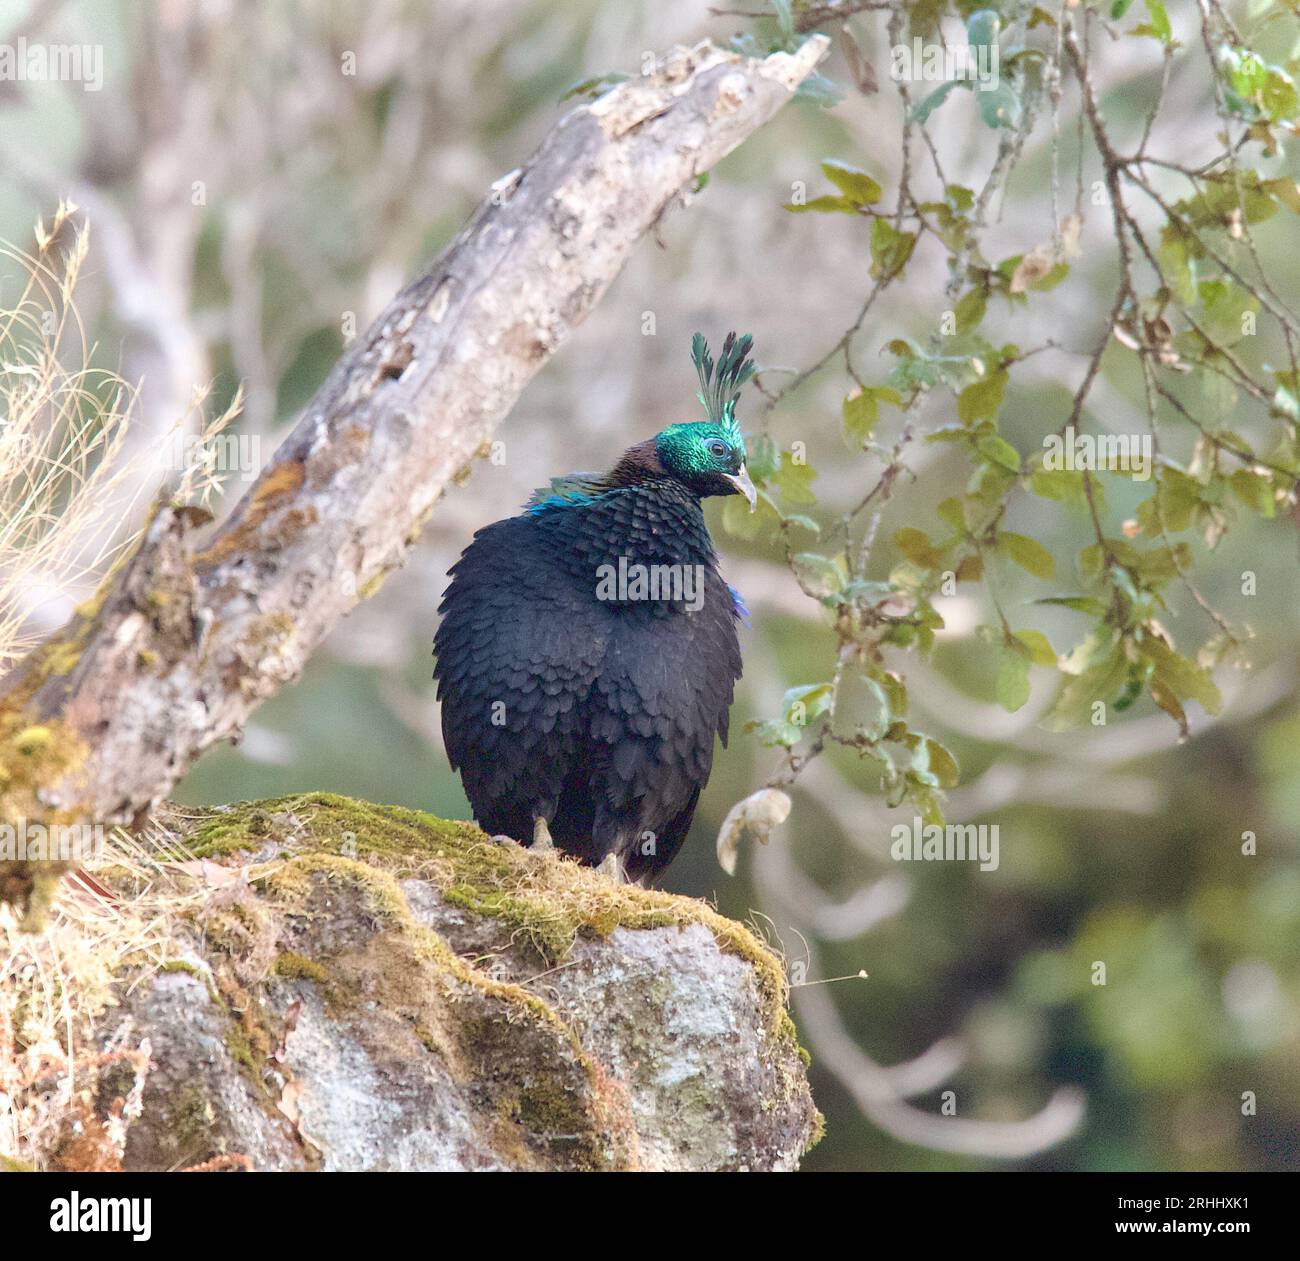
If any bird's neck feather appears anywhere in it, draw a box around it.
[605,438,667,488]
[539,475,717,568]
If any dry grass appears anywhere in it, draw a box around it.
[0,816,214,1170]
[0,200,241,671]
[0,208,243,1168]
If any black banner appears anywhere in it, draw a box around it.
[0,1170,1284,1248]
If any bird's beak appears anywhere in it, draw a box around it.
[723,465,757,512]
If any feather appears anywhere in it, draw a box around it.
[692,330,755,435]
[525,471,608,512]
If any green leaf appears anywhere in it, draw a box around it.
[1175,168,1278,230]
[722,488,780,540]
[842,390,880,445]
[1135,467,1204,534]
[1029,462,1092,506]
[1013,628,1058,667]
[782,513,822,536]
[910,783,947,829]
[773,453,818,506]
[794,72,845,109]
[1029,260,1070,291]
[1061,625,1122,677]
[923,737,960,788]
[747,717,803,748]
[1141,638,1222,715]
[966,8,1000,51]
[1138,0,1180,42]
[1042,647,1129,730]
[894,527,947,570]
[911,79,964,124]
[784,194,860,214]
[1143,0,1172,43]
[791,552,845,599]
[1131,4,1174,43]
[783,682,833,725]
[821,159,882,206]
[999,532,1056,579]
[1271,369,1300,423]
[907,733,961,788]
[880,669,909,717]
[977,81,1021,130]
[899,733,937,786]
[1228,468,1276,517]
[842,385,901,445]
[1263,178,1300,214]
[957,368,1008,423]
[1034,595,1108,616]
[1149,677,1187,736]
[1133,540,1193,586]
[870,219,917,280]
[1198,277,1259,337]
[1221,46,1267,100]
[746,433,781,481]
[1262,65,1298,124]
[1158,228,1198,304]
[861,676,893,741]
[996,648,1032,712]
[977,433,1021,473]
[936,496,966,533]
[946,184,975,212]
[954,287,988,333]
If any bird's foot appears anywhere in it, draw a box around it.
[531,817,555,853]
[490,833,521,848]
[596,853,624,883]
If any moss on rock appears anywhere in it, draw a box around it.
[80,793,818,1171]
[181,792,798,1041]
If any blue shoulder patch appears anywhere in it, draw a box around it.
[527,491,595,516]
[525,472,606,516]
[727,583,751,623]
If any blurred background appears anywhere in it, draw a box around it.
[1,0,1297,1171]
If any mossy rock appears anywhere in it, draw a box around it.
[91,794,819,1171]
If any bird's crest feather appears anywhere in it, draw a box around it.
[692,331,754,441]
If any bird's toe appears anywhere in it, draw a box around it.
[530,817,555,852]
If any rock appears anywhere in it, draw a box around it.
[88,794,819,1171]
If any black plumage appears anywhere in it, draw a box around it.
[433,332,757,881]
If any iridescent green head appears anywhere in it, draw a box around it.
[653,332,756,507]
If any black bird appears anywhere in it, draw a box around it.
[433,332,757,881]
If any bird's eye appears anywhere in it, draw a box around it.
[706,439,730,459]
